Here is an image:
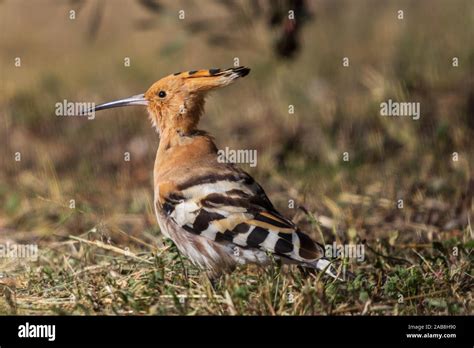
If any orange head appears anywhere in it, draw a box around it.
[92,67,250,135]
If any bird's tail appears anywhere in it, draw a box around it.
[315,258,339,279]
[289,236,353,281]
[313,257,354,281]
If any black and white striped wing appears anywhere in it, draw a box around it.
[162,170,326,266]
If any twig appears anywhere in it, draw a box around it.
[69,235,153,264]
[411,248,438,276]
[364,243,412,265]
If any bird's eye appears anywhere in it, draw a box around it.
[158,91,166,98]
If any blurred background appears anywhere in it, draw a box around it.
[0,0,473,265]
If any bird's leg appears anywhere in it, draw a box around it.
[203,271,223,292]
[176,250,189,283]
[297,265,315,277]
[209,276,220,291]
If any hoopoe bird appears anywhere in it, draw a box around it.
[91,67,338,279]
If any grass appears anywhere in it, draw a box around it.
[0,0,473,315]
[0,193,472,315]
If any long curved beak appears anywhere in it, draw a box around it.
[92,93,148,112]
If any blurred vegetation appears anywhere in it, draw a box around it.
[0,0,472,315]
